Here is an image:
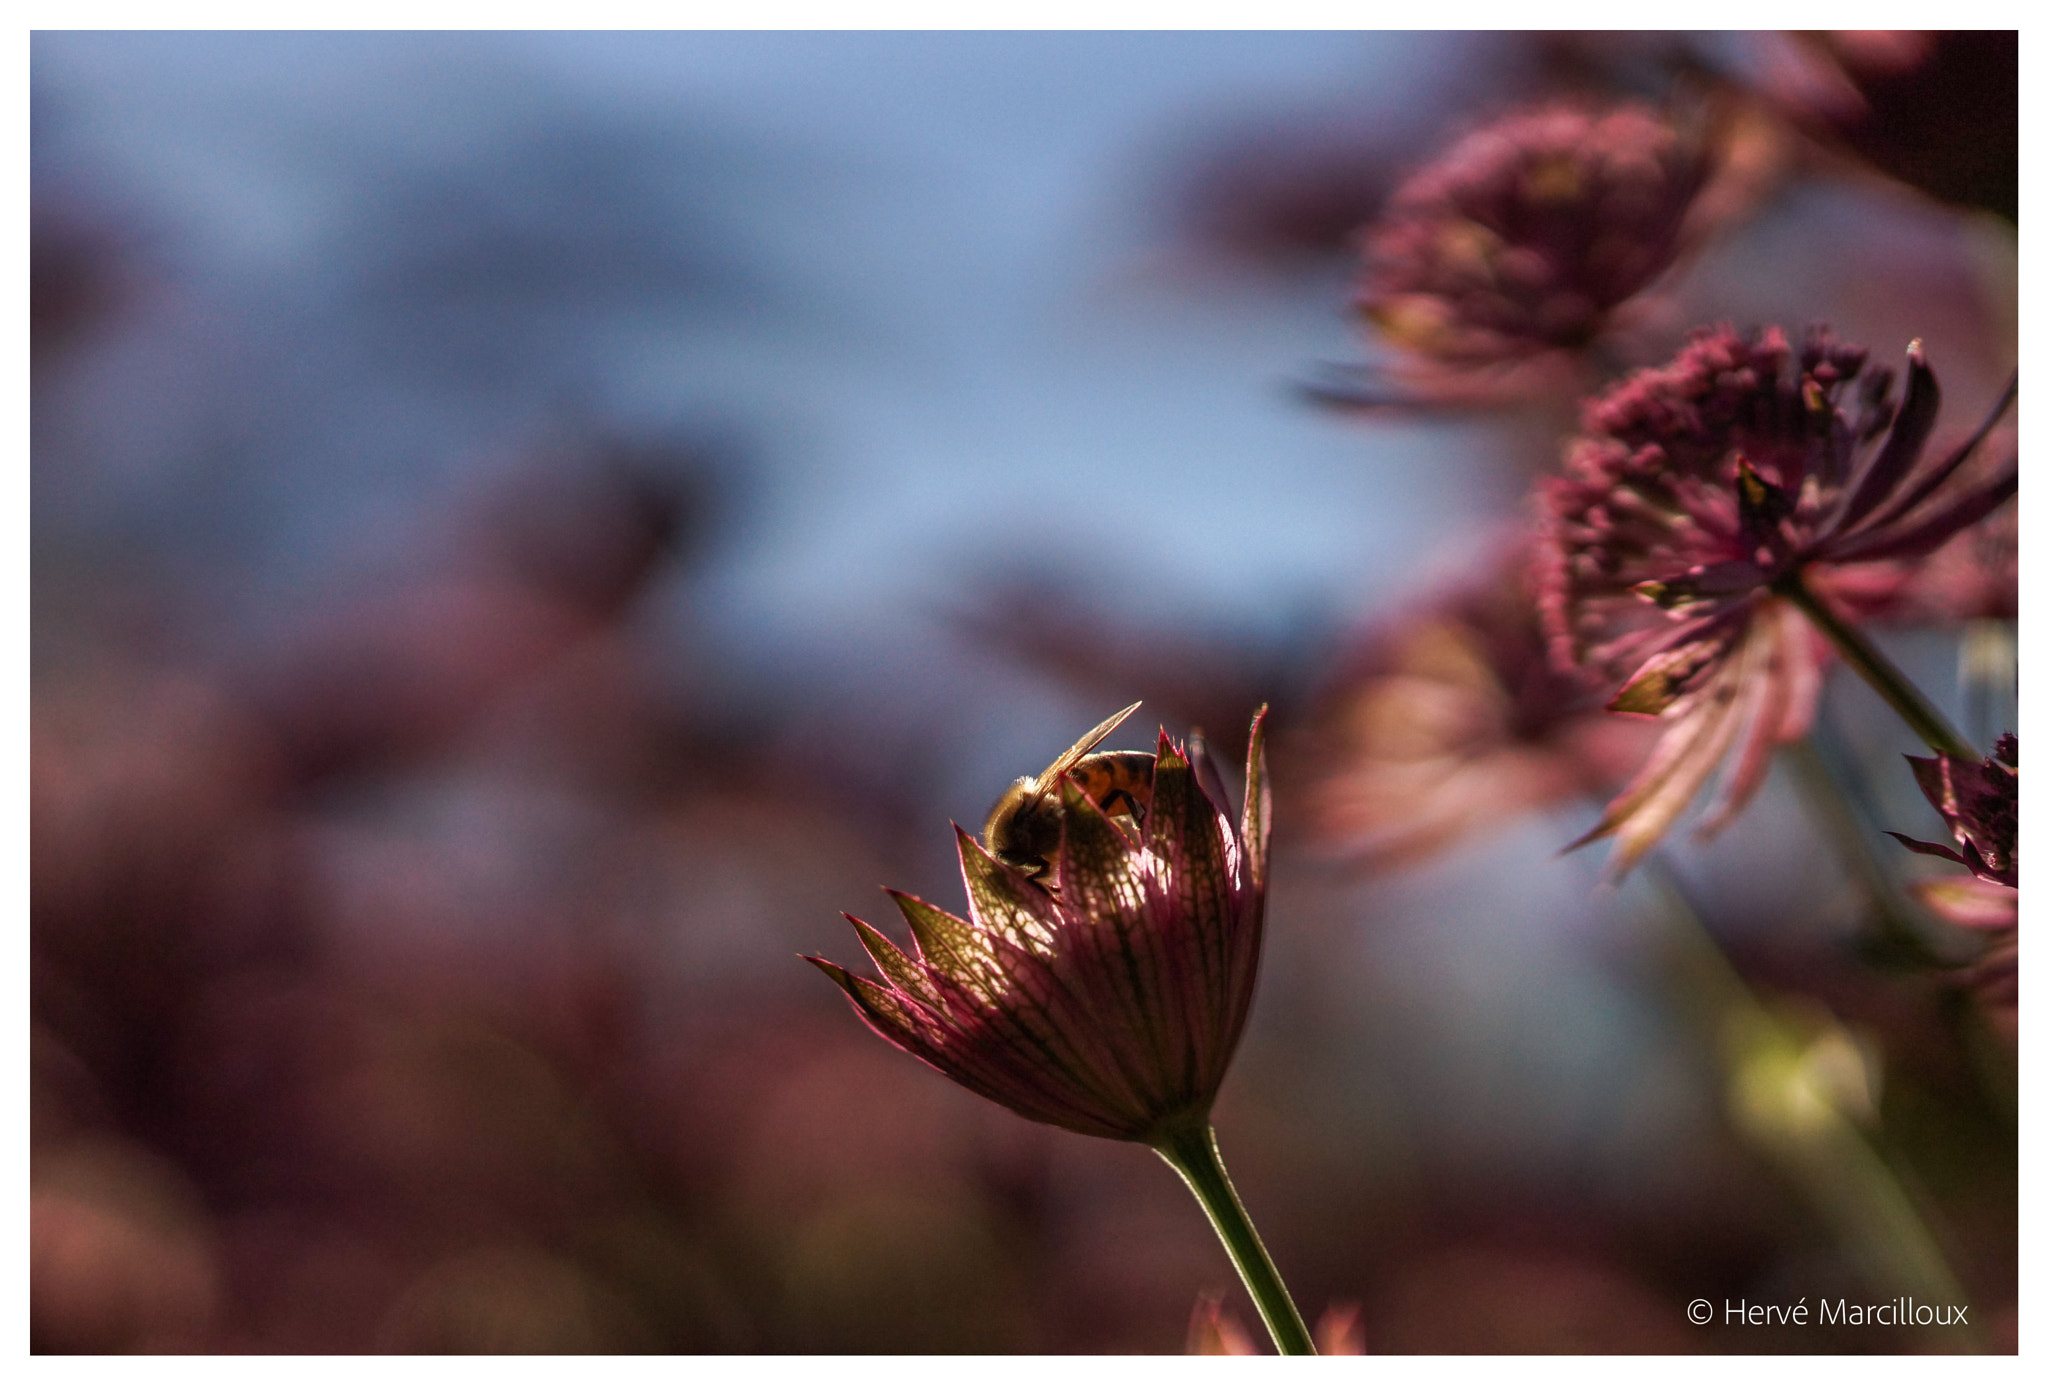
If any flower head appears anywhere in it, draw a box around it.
[808,710,1271,1144]
[1541,326,2015,691]
[1307,548,1654,867]
[1890,733,2017,889]
[1536,325,2016,871]
[1892,735,2019,1036]
[1358,103,1709,371]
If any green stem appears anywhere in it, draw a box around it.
[1958,619,2017,751]
[1775,572,1977,761]
[1780,735,1941,968]
[1153,1122,1316,1355]
[1636,857,1984,1352]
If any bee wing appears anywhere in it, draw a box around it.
[1037,702,1143,784]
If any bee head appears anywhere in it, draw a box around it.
[984,775,1064,879]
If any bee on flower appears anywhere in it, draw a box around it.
[808,708,1269,1144]
[808,706,1318,1354]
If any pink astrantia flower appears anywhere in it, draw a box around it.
[1307,549,1655,867]
[1187,1296,1364,1355]
[1357,103,1709,377]
[808,712,1270,1144]
[1890,733,2017,889]
[1536,325,2016,872]
[1893,734,2018,1034]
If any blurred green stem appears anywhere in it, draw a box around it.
[1958,619,2017,751]
[1780,734,1938,967]
[1154,1123,1316,1355]
[1775,574,1977,761]
[1638,858,1983,1352]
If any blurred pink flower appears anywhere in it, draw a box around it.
[1186,1295,1364,1355]
[1910,871,2016,1036]
[1356,103,1709,381]
[1306,552,1654,867]
[1185,1293,1261,1355]
[1536,325,2015,872]
[1910,875,2017,932]
[809,712,1270,1145]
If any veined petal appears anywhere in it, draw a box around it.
[952,829,1065,958]
[1146,737,1233,927]
[1143,737,1235,1088]
[1058,777,1184,1112]
[896,873,1124,1093]
[867,903,1161,1136]
[956,832,1180,1117]
[1568,623,1768,875]
[1698,602,1816,837]
[849,914,938,1005]
[805,955,940,1052]
[1185,727,1242,873]
[893,877,1006,1001]
[1242,706,1272,891]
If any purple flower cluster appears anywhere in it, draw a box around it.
[1533,325,2014,870]
[1542,327,2012,695]
[1358,103,1708,368]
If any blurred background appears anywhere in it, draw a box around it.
[31,30,2016,1353]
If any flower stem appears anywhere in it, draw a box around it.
[1153,1123,1316,1355]
[1635,855,1984,1351]
[1780,733,1943,969]
[1774,573,1978,761]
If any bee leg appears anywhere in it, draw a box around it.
[1102,789,1147,825]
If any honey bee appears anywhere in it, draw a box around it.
[984,702,1158,881]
